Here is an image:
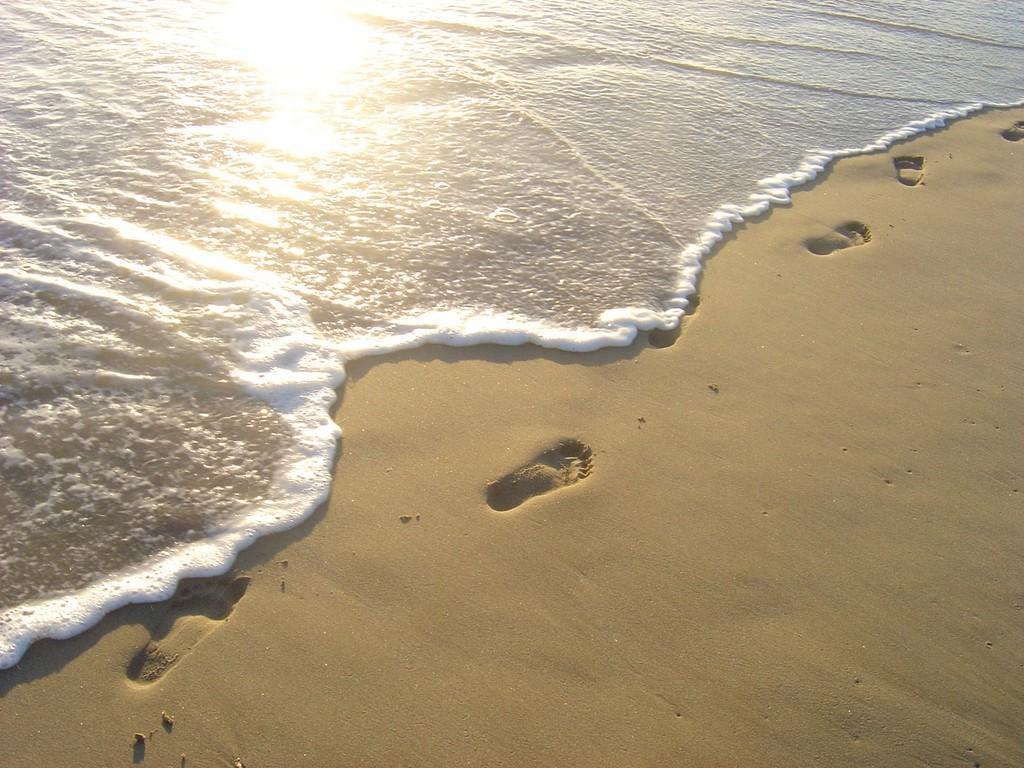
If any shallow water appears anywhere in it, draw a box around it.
[1,0,1022,666]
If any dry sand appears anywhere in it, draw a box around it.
[1,107,1023,767]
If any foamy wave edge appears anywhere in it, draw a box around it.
[1,99,1021,670]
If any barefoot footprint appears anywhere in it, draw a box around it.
[126,574,249,684]
[805,221,872,256]
[649,294,701,349]
[486,439,593,511]
[893,155,925,187]
[1001,120,1024,142]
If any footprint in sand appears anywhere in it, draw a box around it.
[126,574,249,685]
[805,221,872,256]
[893,155,925,187]
[1001,120,1024,142]
[649,294,701,349]
[486,439,593,511]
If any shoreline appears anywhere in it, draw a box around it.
[2,101,1020,672]
[2,105,1023,767]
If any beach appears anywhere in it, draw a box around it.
[1,106,1023,767]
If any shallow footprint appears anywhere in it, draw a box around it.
[486,439,593,511]
[1001,120,1024,142]
[126,574,250,684]
[805,221,872,256]
[649,294,701,349]
[893,155,925,186]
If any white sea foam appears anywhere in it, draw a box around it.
[0,0,1022,668]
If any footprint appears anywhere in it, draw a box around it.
[893,155,925,187]
[1001,121,1024,142]
[649,295,701,349]
[486,439,593,511]
[126,574,249,684]
[805,221,872,256]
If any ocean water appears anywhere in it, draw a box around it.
[1,0,1022,667]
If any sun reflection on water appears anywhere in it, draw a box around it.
[222,0,372,92]
[218,0,375,158]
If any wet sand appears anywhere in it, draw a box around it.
[1,106,1023,767]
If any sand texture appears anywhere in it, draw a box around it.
[1,107,1023,767]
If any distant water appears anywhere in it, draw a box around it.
[1,0,1022,667]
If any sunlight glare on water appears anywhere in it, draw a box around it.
[218,0,379,158]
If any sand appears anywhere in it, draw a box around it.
[1,106,1023,767]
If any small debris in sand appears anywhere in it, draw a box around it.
[279,559,288,569]
[415,514,421,521]
[708,384,720,394]
[399,515,413,524]
[161,711,175,730]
